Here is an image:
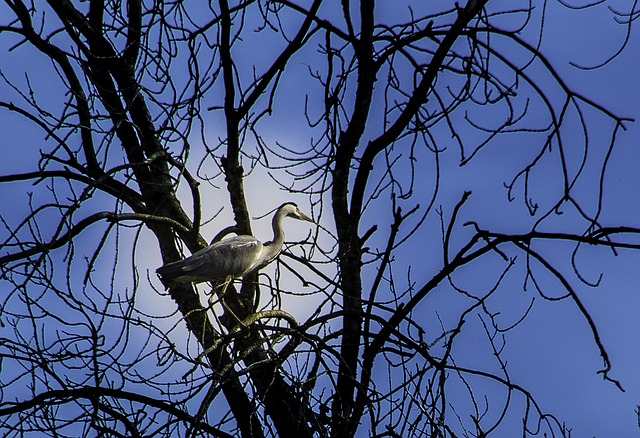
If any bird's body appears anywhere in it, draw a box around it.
[156,203,313,286]
[156,235,265,284]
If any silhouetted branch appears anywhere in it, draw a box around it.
[0,386,234,438]
[0,1,636,436]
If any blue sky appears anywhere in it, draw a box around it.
[1,1,640,436]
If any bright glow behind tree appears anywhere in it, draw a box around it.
[0,1,639,437]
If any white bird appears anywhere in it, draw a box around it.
[156,203,314,295]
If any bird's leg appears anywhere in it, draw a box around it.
[214,277,245,330]
[206,283,225,331]
[207,279,227,310]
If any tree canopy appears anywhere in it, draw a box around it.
[0,1,639,437]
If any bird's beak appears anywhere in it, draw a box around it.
[298,211,315,223]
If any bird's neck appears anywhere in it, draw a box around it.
[272,208,287,244]
[262,209,287,263]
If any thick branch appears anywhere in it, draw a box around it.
[0,386,233,438]
[0,212,187,265]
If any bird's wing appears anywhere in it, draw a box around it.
[199,236,263,277]
[157,236,263,283]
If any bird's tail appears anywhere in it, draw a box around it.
[156,261,184,283]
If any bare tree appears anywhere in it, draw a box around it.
[0,0,637,436]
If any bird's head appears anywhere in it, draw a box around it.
[279,202,314,223]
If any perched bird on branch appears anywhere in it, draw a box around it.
[157,202,314,297]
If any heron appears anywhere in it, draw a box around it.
[156,202,314,302]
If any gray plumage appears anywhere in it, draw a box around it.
[156,202,313,286]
